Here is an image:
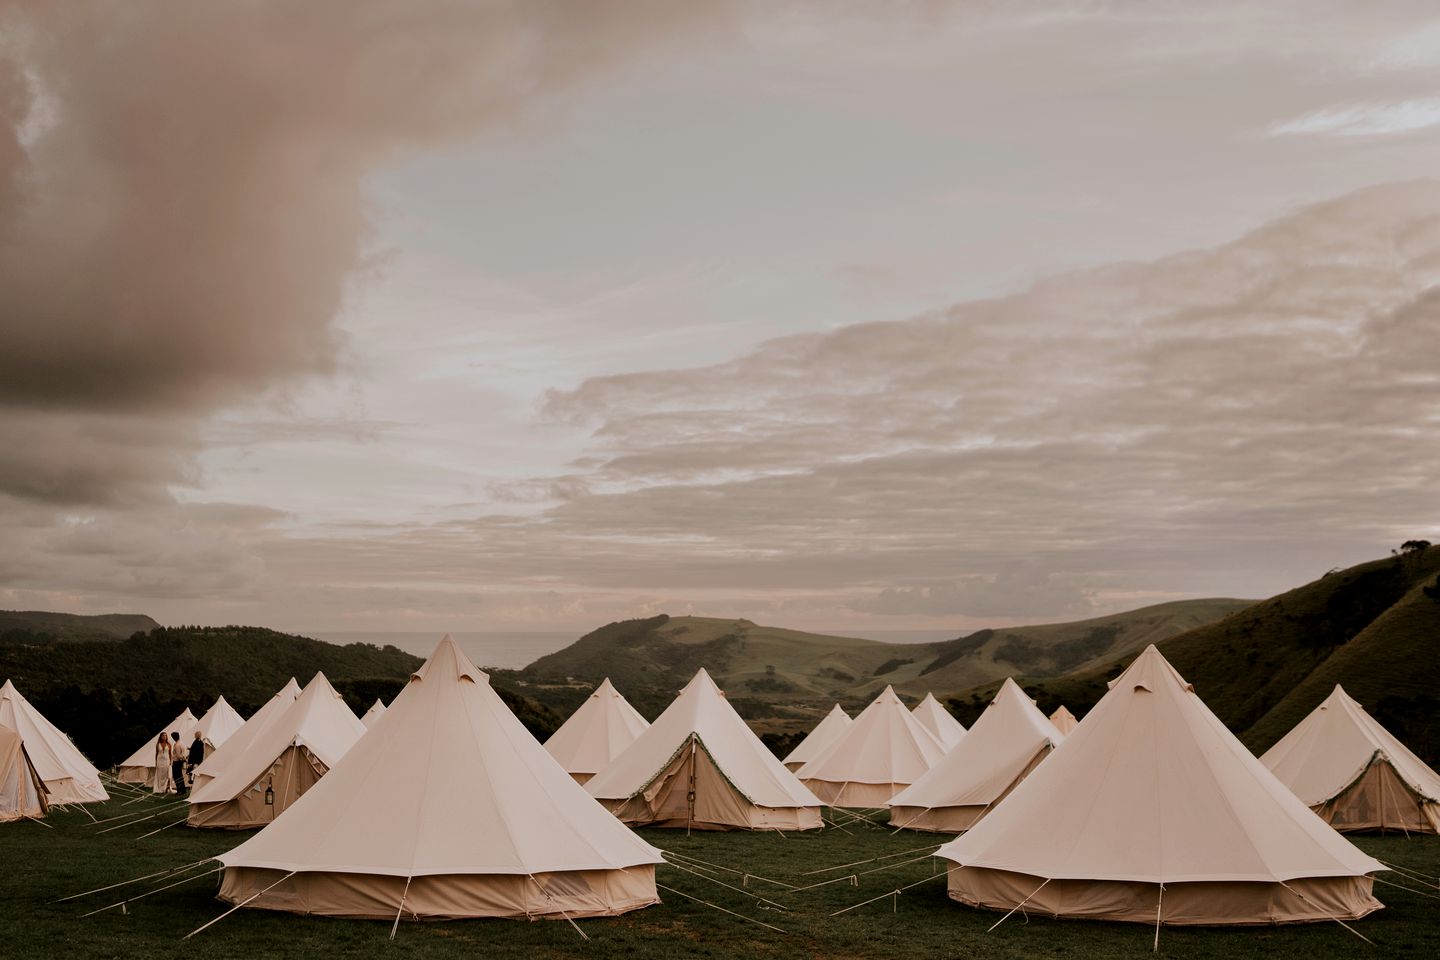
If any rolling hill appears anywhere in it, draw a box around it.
[0,609,161,641]
[981,546,1440,764]
[2,622,562,766]
[516,598,1251,729]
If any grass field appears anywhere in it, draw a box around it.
[5,781,1438,960]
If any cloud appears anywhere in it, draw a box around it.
[852,567,1096,618]
[0,0,737,506]
[1272,98,1440,137]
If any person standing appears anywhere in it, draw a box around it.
[187,729,205,785]
[169,731,188,797]
[151,733,173,794]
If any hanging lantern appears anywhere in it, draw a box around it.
[264,785,274,806]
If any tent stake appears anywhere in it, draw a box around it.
[82,866,224,918]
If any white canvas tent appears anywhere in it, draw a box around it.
[359,699,386,728]
[1049,705,1078,735]
[1261,684,1440,835]
[0,680,108,804]
[937,646,1385,925]
[797,685,948,808]
[195,696,246,754]
[188,673,365,829]
[215,636,663,920]
[912,693,966,749]
[891,678,1064,832]
[0,724,48,822]
[115,708,198,783]
[544,678,649,784]
[191,678,300,791]
[586,668,823,831]
[782,704,851,772]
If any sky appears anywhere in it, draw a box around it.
[2,1,1439,638]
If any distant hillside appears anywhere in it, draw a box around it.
[990,546,1440,765]
[0,610,161,641]
[518,599,1249,731]
[2,624,562,766]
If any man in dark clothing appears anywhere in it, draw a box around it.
[187,730,205,784]
[169,732,188,797]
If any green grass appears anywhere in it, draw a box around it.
[6,781,1437,960]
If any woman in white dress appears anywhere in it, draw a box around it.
[151,733,173,793]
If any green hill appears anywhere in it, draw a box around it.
[987,545,1440,765]
[0,609,161,641]
[2,623,562,766]
[517,599,1250,732]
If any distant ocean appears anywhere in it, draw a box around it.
[309,628,956,671]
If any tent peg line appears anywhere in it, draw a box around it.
[1276,881,1375,946]
[1371,875,1440,901]
[828,871,946,917]
[660,858,790,911]
[527,874,590,941]
[25,815,55,829]
[184,870,296,939]
[798,844,942,876]
[55,857,217,903]
[82,866,225,918]
[657,883,786,935]
[95,807,183,834]
[781,853,938,895]
[1153,883,1164,952]
[1376,859,1440,886]
[661,850,797,890]
[90,799,188,826]
[986,877,1050,932]
[135,817,188,840]
[389,876,413,940]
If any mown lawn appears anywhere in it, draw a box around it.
[3,781,1437,960]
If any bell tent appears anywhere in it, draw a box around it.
[937,646,1385,925]
[0,680,108,804]
[191,678,300,791]
[890,678,1064,832]
[195,697,246,755]
[1048,705,1079,735]
[115,708,198,783]
[586,668,823,830]
[1261,684,1439,834]
[188,673,365,829]
[912,693,966,748]
[213,635,663,920]
[797,685,948,808]
[782,704,852,772]
[0,724,48,822]
[360,699,387,728]
[544,678,649,785]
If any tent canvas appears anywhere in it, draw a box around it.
[188,673,365,829]
[797,685,948,808]
[191,678,300,791]
[891,678,1064,833]
[359,699,386,728]
[196,696,246,754]
[937,646,1384,925]
[912,693,966,749]
[0,724,48,822]
[586,668,822,831]
[0,680,108,804]
[544,678,649,784]
[115,708,198,783]
[1261,684,1440,834]
[782,704,851,772]
[215,635,662,920]
[1048,705,1078,736]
